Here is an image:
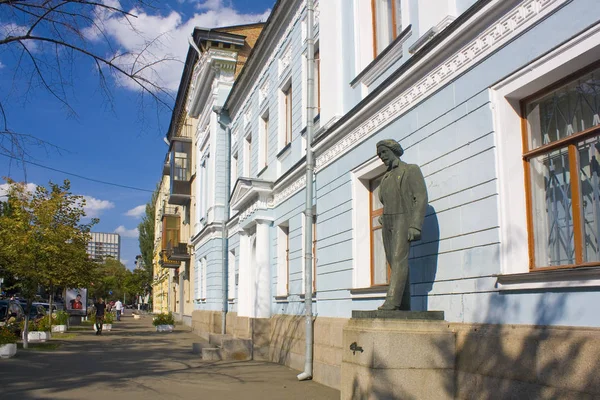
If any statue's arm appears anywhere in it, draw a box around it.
[407,165,428,231]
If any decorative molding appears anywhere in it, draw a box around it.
[259,80,270,105]
[243,107,253,128]
[315,0,568,173]
[231,2,307,127]
[278,46,292,77]
[272,174,306,206]
[267,0,567,209]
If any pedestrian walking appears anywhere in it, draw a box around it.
[94,298,106,335]
[115,299,123,321]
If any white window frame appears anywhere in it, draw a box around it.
[278,79,293,150]
[351,156,387,289]
[244,132,252,177]
[492,24,600,290]
[259,110,269,170]
[228,249,236,301]
[276,222,290,297]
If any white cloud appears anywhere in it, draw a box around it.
[0,182,37,200]
[83,195,115,218]
[84,0,271,92]
[125,204,146,218]
[114,225,139,238]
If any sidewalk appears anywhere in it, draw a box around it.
[0,313,340,400]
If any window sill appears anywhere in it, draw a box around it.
[275,295,289,302]
[276,142,292,159]
[299,292,317,299]
[350,285,388,299]
[495,266,600,291]
[350,25,412,88]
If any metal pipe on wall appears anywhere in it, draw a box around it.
[298,0,315,382]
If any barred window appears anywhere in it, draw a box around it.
[523,64,600,269]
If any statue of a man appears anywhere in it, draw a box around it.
[376,140,428,311]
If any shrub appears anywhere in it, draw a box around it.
[103,312,115,324]
[53,311,69,325]
[0,326,18,345]
[34,317,52,332]
[152,312,175,326]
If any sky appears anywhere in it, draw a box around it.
[0,0,274,270]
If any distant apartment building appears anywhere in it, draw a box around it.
[87,232,121,261]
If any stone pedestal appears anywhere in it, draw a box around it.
[341,313,455,400]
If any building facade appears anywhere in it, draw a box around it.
[87,232,121,261]
[153,24,264,323]
[157,0,600,397]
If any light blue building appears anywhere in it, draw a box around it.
[188,0,600,396]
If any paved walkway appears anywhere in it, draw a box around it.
[0,313,340,400]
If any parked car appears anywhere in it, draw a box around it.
[0,300,25,327]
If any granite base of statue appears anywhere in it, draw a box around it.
[341,140,452,399]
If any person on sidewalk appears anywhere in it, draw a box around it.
[94,298,106,335]
[115,299,123,321]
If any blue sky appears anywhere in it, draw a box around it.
[0,0,274,269]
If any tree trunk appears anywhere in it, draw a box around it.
[48,284,54,331]
[23,300,32,349]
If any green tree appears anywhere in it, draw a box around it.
[0,179,97,347]
[89,258,129,302]
[137,186,158,293]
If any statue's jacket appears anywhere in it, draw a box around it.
[379,159,428,231]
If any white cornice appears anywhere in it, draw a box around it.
[268,0,568,209]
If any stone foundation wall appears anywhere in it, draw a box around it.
[192,312,600,397]
[452,323,600,399]
[269,315,345,390]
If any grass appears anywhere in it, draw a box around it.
[18,342,61,351]
[52,333,77,339]
[67,326,91,331]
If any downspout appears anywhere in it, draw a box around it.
[215,106,231,335]
[298,0,315,382]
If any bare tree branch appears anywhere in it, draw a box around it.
[0,0,173,159]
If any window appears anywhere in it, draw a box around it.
[284,85,292,146]
[302,211,317,293]
[162,216,180,250]
[523,64,600,270]
[244,133,252,177]
[314,48,321,116]
[369,175,389,285]
[259,112,269,169]
[228,250,236,300]
[231,152,238,191]
[276,223,290,296]
[200,258,207,300]
[372,0,402,56]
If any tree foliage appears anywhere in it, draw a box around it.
[0,178,97,346]
[0,0,175,158]
[89,257,147,303]
[137,185,157,289]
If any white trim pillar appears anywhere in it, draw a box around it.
[254,219,272,319]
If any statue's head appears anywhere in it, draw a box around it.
[377,140,403,168]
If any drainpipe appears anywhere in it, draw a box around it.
[215,106,231,335]
[298,0,315,382]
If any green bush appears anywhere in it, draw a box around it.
[0,326,18,345]
[152,312,175,326]
[53,311,68,325]
[104,312,115,324]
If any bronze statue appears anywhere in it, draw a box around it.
[376,140,428,311]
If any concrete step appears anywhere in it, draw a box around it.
[201,347,222,361]
[220,338,252,361]
[192,342,213,355]
[208,333,233,346]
